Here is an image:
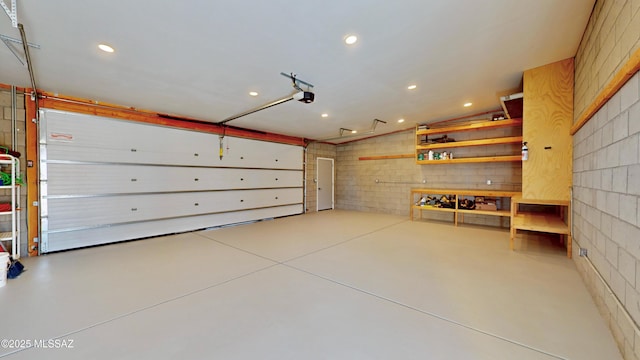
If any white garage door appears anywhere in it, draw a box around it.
[39,109,304,253]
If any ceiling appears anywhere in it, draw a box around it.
[0,0,595,143]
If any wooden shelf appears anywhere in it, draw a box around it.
[416,155,522,164]
[512,213,570,234]
[417,136,523,150]
[416,118,522,136]
[359,154,414,161]
[415,119,523,165]
[412,189,520,197]
[512,197,571,206]
[510,196,571,258]
[410,189,520,227]
[412,205,456,213]
[458,209,510,217]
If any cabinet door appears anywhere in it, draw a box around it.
[522,58,573,201]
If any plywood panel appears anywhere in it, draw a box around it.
[522,58,574,201]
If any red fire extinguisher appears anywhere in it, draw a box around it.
[522,142,528,161]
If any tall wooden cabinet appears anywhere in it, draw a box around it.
[522,58,574,201]
[511,58,574,257]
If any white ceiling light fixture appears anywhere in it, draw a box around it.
[344,35,358,45]
[98,44,114,53]
[464,102,472,107]
[321,113,329,118]
[249,91,259,96]
[407,85,417,90]
[398,118,405,123]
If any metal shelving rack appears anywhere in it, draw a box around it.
[0,154,20,259]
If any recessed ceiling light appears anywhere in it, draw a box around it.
[398,119,405,123]
[464,102,473,107]
[249,91,259,96]
[351,130,357,134]
[344,35,358,45]
[98,44,114,53]
[407,85,417,90]
[321,113,329,118]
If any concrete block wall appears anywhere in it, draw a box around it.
[334,127,522,227]
[574,71,640,360]
[0,89,28,257]
[575,0,640,119]
[573,1,640,359]
[335,131,418,216]
[305,142,337,212]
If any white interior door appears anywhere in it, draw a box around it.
[317,157,334,211]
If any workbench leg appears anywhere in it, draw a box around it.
[566,202,572,258]
[510,198,516,251]
[510,228,515,251]
[410,193,413,220]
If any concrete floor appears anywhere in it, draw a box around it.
[0,210,621,359]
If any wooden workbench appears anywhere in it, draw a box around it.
[410,189,521,226]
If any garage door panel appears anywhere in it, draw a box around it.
[218,137,303,169]
[45,164,303,195]
[43,110,302,169]
[45,145,212,167]
[43,204,303,253]
[47,188,302,230]
[45,141,302,169]
[43,109,216,156]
